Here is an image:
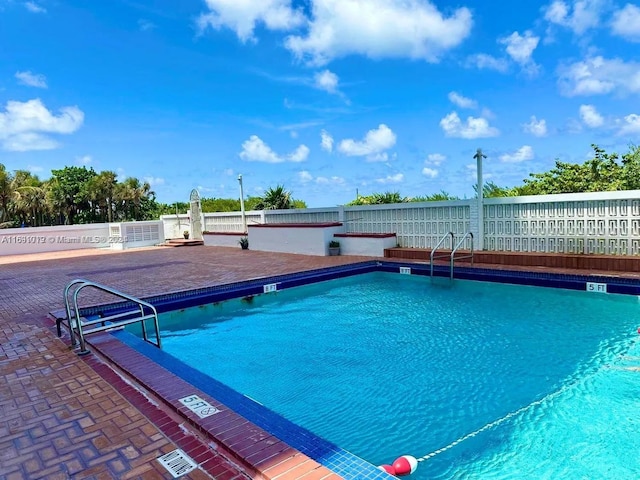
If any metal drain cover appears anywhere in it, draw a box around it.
[157,449,198,478]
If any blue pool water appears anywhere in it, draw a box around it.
[154,272,640,479]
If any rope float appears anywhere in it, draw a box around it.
[378,456,418,476]
[377,328,640,477]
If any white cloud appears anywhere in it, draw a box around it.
[618,114,640,136]
[338,124,396,159]
[298,170,313,182]
[285,0,473,65]
[314,69,339,94]
[426,153,446,165]
[288,144,310,162]
[25,1,46,13]
[499,30,540,75]
[27,165,44,173]
[439,112,499,139]
[76,155,92,165]
[611,4,640,42]
[448,92,477,109]
[197,0,305,42]
[557,56,640,96]
[15,71,47,88]
[376,173,404,184]
[239,135,309,163]
[422,167,438,178]
[138,19,156,32]
[465,53,509,72]
[144,176,165,186]
[2,133,59,151]
[579,104,604,128]
[320,129,334,152]
[500,145,534,163]
[522,116,548,137]
[316,175,345,185]
[299,170,345,184]
[224,168,234,176]
[544,0,606,35]
[0,99,84,151]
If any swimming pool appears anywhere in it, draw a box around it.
[150,271,640,479]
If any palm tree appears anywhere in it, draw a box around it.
[0,164,13,224]
[119,177,152,220]
[12,171,47,226]
[85,171,118,222]
[256,185,293,210]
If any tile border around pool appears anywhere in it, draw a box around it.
[77,260,640,319]
[88,328,390,480]
[80,261,640,479]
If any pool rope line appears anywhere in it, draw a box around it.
[415,333,640,464]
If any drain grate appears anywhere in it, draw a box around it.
[157,449,198,478]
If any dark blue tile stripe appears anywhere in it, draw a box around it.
[81,261,640,318]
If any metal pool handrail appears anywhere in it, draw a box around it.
[430,231,454,277]
[450,232,474,280]
[62,278,161,355]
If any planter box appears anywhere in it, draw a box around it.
[333,233,397,257]
[248,223,345,256]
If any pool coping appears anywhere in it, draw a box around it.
[74,261,640,479]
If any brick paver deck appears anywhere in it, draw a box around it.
[0,246,376,479]
[1,245,636,479]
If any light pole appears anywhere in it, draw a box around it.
[238,174,247,233]
[474,148,487,251]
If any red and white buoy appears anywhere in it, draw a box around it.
[377,464,396,475]
[392,455,418,476]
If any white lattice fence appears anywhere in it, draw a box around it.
[163,190,640,255]
[484,193,640,255]
[202,212,262,232]
[264,208,341,224]
[345,202,472,248]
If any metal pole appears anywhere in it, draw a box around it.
[474,148,487,251]
[238,174,247,233]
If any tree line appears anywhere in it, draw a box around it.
[348,144,640,205]
[0,164,308,228]
[0,165,159,227]
[1,144,638,226]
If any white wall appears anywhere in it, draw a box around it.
[249,224,345,256]
[187,190,640,255]
[0,221,164,256]
[203,233,245,248]
[337,236,398,257]
[0,224,111,256]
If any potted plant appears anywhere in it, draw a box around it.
[239,237,249,250]
[183,230,190,239]
[328,240,340,256]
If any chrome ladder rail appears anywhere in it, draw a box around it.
[450,232,474,280]
[430,232,454,278]
[61,279,161,355]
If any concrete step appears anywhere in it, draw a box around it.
[162,239,205,247]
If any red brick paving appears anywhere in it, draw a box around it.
[0,246,376,479]
[1,245,636,479]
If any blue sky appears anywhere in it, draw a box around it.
[1,0,639,207]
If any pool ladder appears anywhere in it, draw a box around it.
[430,231,474,280]
[60,279,161,355]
